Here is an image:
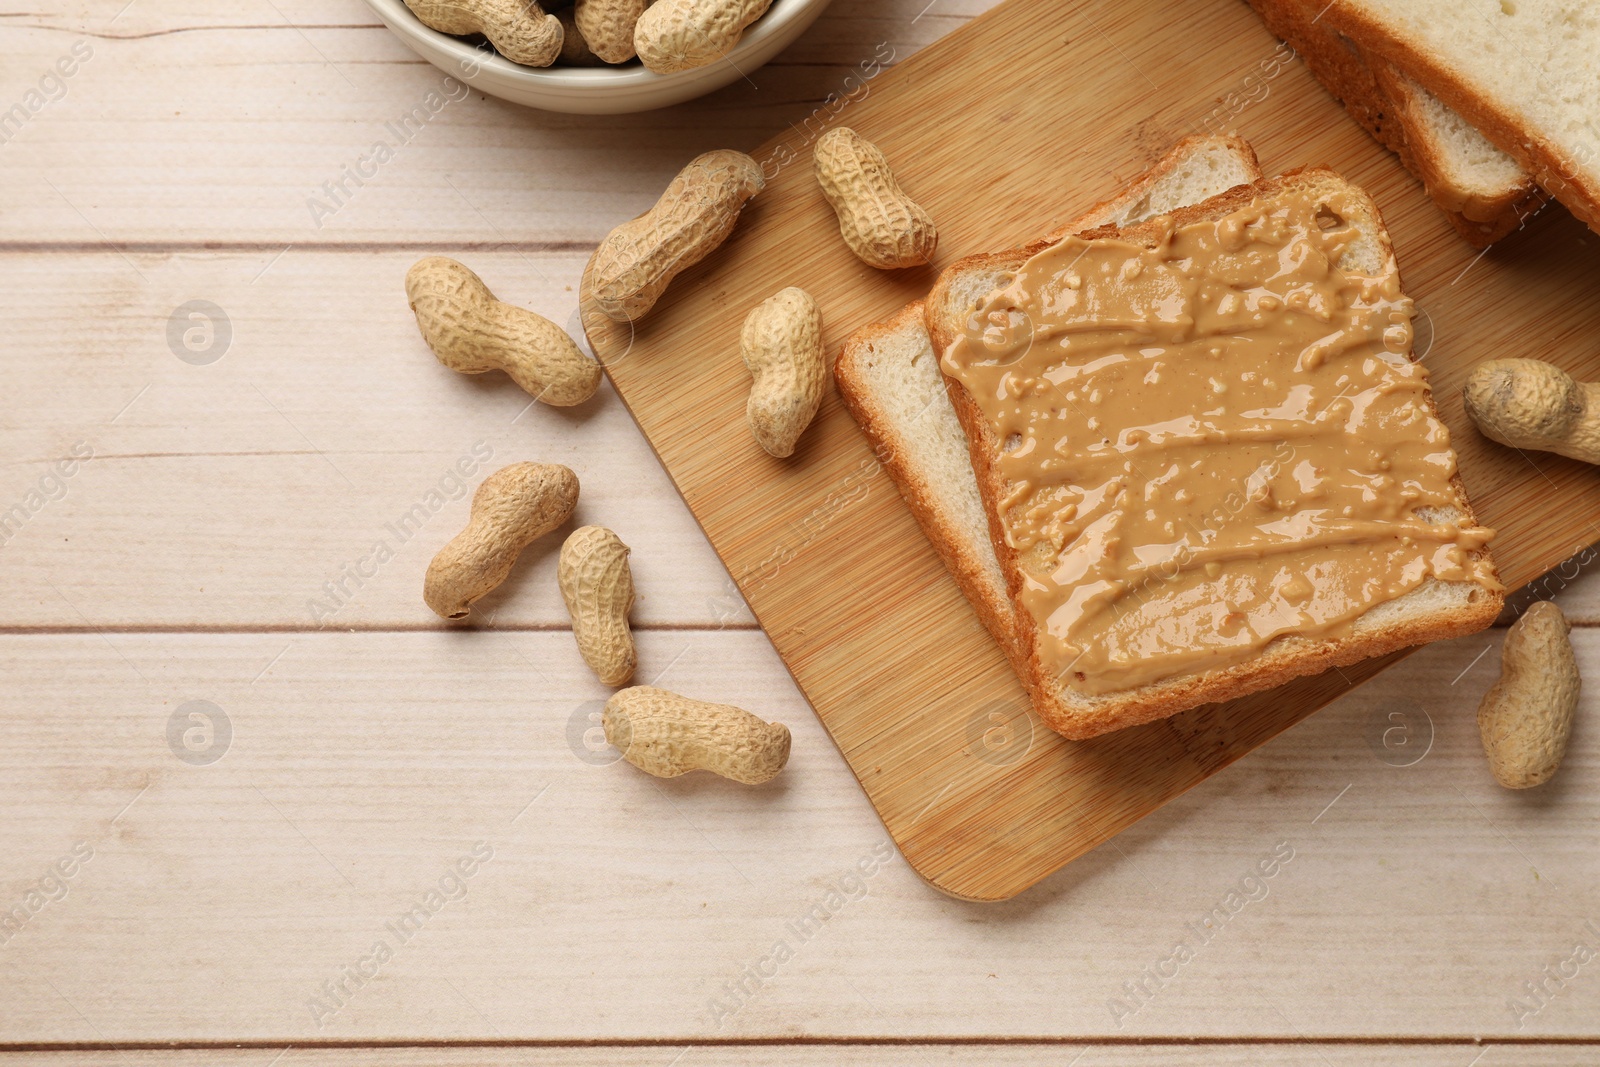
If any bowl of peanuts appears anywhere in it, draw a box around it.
[366,0,833,114]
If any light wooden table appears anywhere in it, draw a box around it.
[2,1,1598,1062]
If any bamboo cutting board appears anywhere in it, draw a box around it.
[583,0,1600,900]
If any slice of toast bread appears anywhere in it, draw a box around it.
[834,135,1261,651]
[1317,0,1598,235]
[925,168,1505,739]
[1367,57,1546,230]
[1246,0,1542,246]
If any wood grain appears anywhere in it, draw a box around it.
[0,1046,1592,1066]
[0,251,752,629]
[0,0,957,245]
[582,0,1600,900]
[0,629,1594,1042]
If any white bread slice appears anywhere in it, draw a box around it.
[834,135,1261,651]
[1246,0,1542,246]
[1319,0,1600,235]
[1368,58,1545,228]
[925,168,1505,739]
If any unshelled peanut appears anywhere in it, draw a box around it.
[557,8,605,64]
[424,463,579,620]
[813,126,937,269]
[407,257,601,407]
[403,0,563,67]
[603,686,790,783]
[574,0,647,63]
[633,0,772,73]
[742,287,825,458]
[559,526,636,686]
[1464,358,1600,465]
[583,150,765,323]
[1478,601,1580,789]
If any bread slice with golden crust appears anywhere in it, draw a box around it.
[925,168,1504,739]
[834,135,1261,653]
[1318,0,1600,235]
[1366,56,1547,233]
[1246,0,1542,247]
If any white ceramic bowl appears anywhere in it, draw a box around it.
[365,0,833,114]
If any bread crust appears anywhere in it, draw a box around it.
[1042,135,1259,242]
[1248,0,1410,158]
[1319,2,1599,234]
[926,167,1505,739]
[1366,56,1546,229]
[1246,0,1539,247]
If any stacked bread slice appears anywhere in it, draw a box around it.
[1246,0,1589,246]
[838,140,1505,739]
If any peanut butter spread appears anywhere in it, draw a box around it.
[941,190,1498,696]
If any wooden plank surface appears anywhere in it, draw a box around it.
[2,0,1599,1053]
[0,629,1596,1043]
[0,250,752,629]
[582,0,1600,901]
[0,1046,1592,1066]
[0,0,974,244]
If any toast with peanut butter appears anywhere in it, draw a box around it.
[926,168,1505,739]
[835,135,1262,653]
